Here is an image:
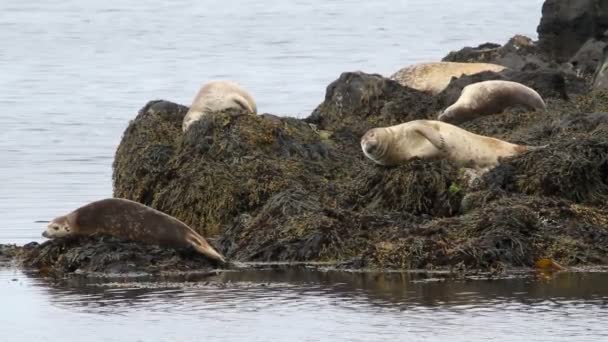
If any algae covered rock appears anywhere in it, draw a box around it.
[106,69,608,273]
[112,100,186,204]
[17,235,218,277]
[306,71,437,139]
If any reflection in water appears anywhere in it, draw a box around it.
[1,267,606,341]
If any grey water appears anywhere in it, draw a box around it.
[1,267,608,342]
[5,0,606,341]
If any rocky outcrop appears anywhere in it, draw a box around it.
[305,71,437,140]
[593,45,608,90]
[102,70,608,272]
[16,237,218,277]
[443,35,555,71]
[537,0,608,63]
[9,0,608,277]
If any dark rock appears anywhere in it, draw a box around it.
[306,71,438,139]
[106,80,608,271]
[17,235,219,277]
[569,38,607,78]
[537,0,608,62]
[593,45,608,90]
[443,35,555,71]
[475,112,608,204]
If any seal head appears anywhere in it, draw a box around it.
[42,216,73,238]
[361,128,390,164]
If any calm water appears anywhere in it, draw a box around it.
[1,267,607,342]
[6,1,601,341]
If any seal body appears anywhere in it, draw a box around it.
[439,80,547,125]
[42,198,226,263]
[361,120,541,169]
[390,62,506,94]
[182,80,257,131]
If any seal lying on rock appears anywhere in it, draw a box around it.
[361,120,545,170]
[438,80,547,125]
[182,80,257,131]
[42,198,226,263]
[389,62,507,95]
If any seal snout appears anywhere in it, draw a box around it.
[361,131,379,154]
[42,231,49,238]
[362,140,377,154]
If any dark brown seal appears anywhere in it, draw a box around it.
[42,198,226,263]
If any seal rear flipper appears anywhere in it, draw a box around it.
[187,235,227,264]
[526,143,550,151]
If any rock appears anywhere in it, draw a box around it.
[569,38,607,79]
[475,112,608,204]
[443,35,554,71]
[537,0,608,62]
[306,71,437,140]
[105,80,608,272]
[593,45,608,90]
[16,236,219,277]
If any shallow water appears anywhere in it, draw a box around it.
[1,267,607,342]
[0,0,544,244]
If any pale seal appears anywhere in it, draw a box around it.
[389,62,507,94]
[438,80,547,125]
[361,120,545,170]
[42,198,226,263]
[182,80,257,131]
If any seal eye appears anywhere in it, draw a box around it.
[53,226,59,231]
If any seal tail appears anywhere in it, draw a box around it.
[187,234,226,264]
[525,143,550,151]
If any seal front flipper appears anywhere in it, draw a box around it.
[411,122,447,152]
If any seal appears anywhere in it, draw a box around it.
[389,62,507,94]
[360,119,545,169]
[182,80,257,131]
[41,198,226,263]
[438,80,547,125]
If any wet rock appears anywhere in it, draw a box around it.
[537,0,608,62]
[17,235,219,277]
[0,244,20,266]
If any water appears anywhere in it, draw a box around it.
[6,1,602,341]
[1,267,607,342]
